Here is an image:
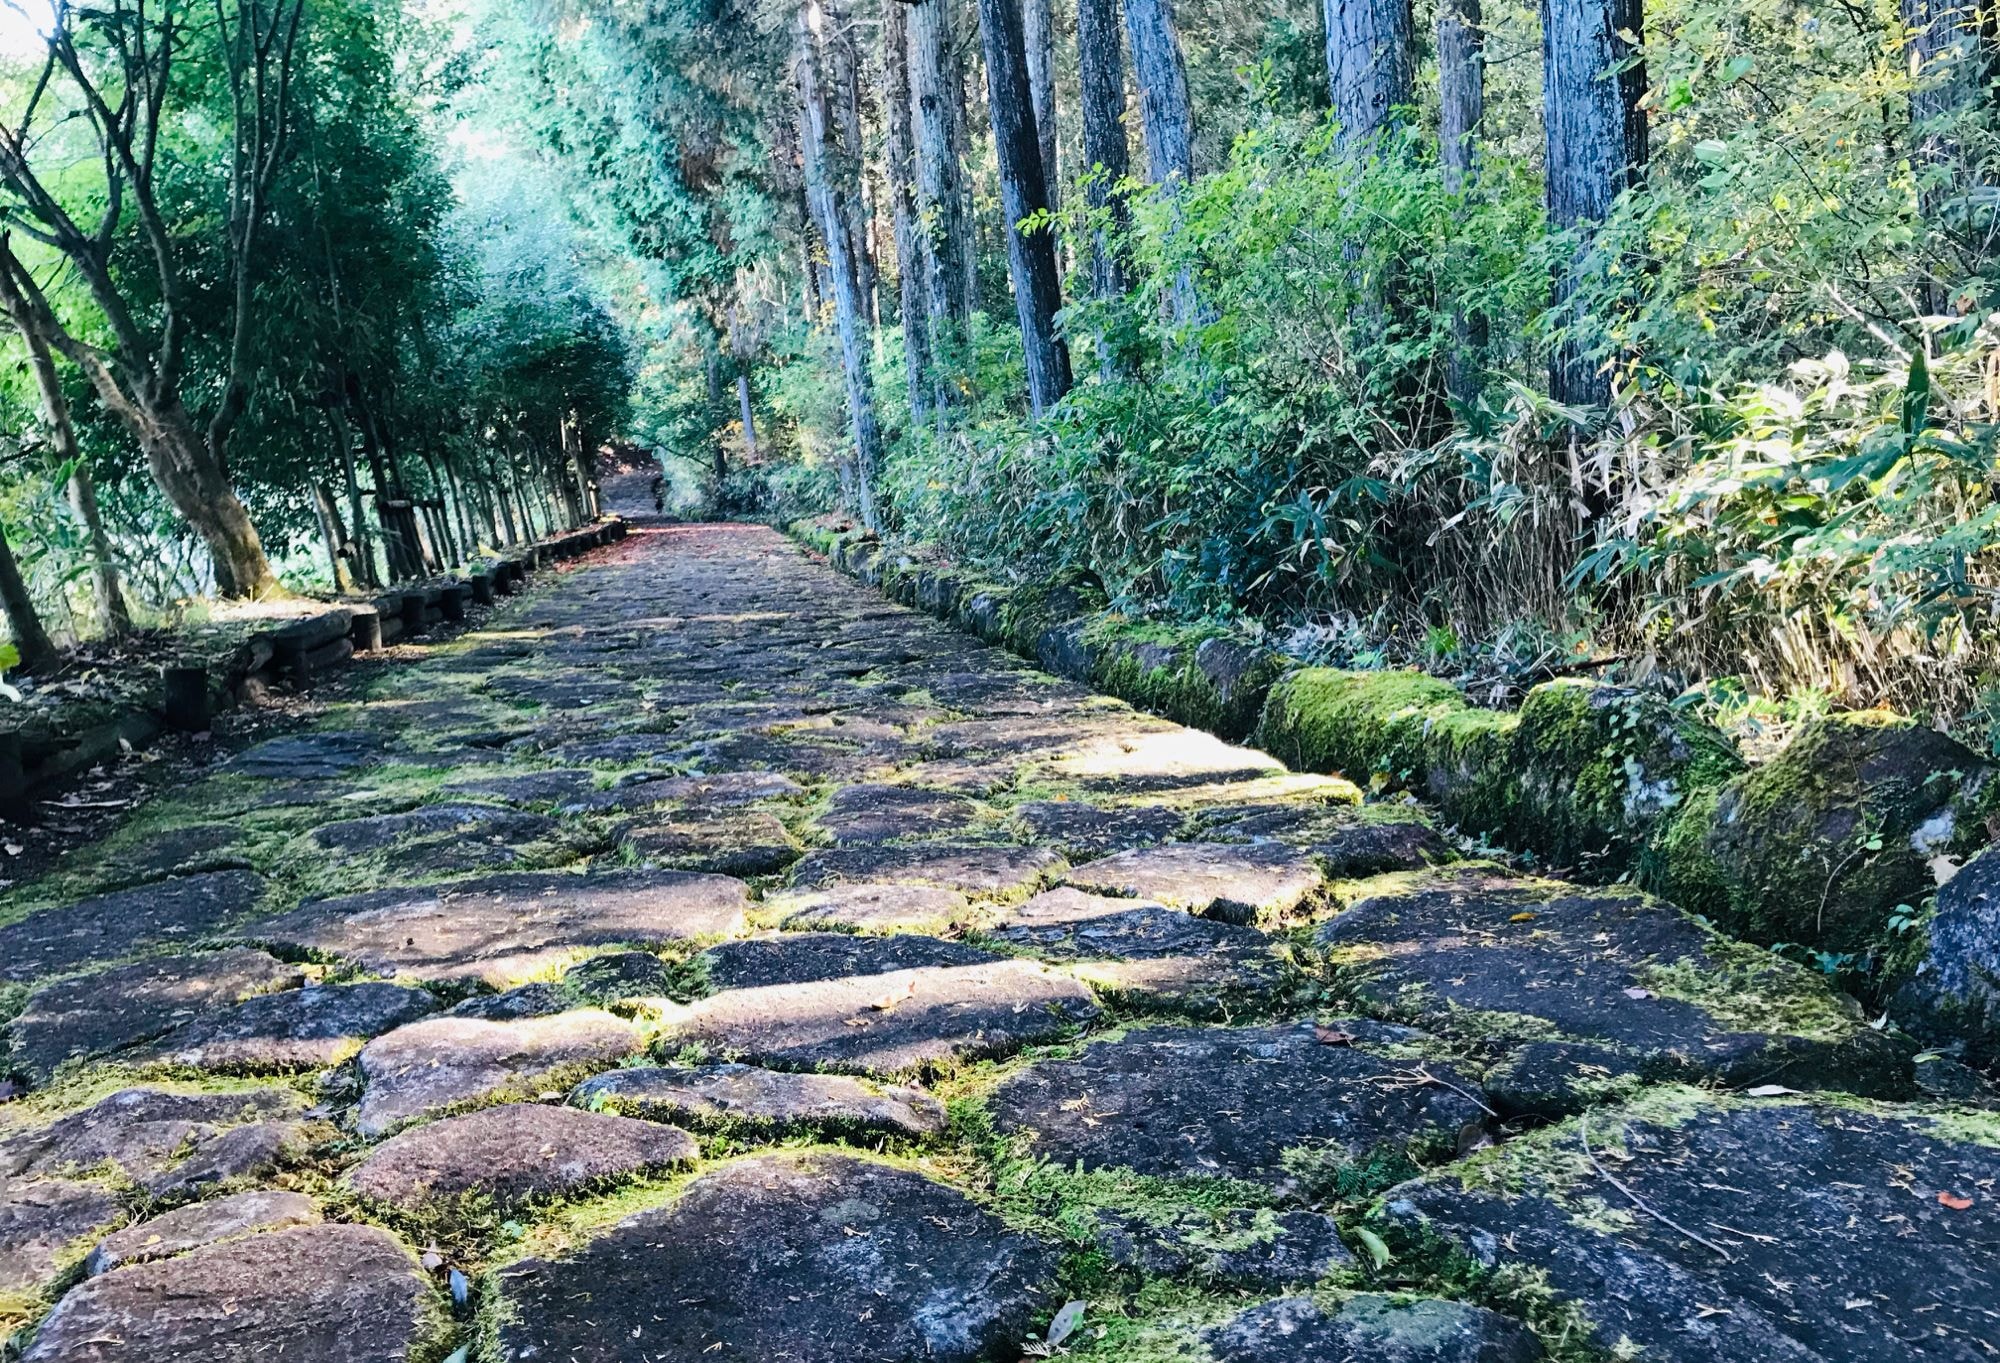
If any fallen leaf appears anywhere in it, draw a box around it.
[1743,1084,1801,1097]
[1508,911,1537,923]
[1622,987,1655,1000]
[1939,1192,1975,1210]
[1046,1301,1085,1348]
[1314,1026,1356,1047]
[1354,1227,1393,1271]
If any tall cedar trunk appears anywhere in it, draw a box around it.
[729,302,762,461]
[1077,0,1133,302]
[951,21,982,318]
[1024,0,1061,211]
[976,0,1074,416]
[66,463,131,636]
[1325,0,1415,147]
[799,6,886,530]
[884,0,934,421]
[311,480,358,592]
[1542,0,1646,451]
[1904,0,1986,310]
[706,350,730,495]
[1438,0,1487,408]
[1123,0,1203,325]
[0,519,55,674]
[908,0,976,392]
[824,0,881,323]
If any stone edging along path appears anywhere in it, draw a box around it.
[0,517,1994,1363]
[790,519,2000,1067]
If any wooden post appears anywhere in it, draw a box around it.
[161,667,210,732]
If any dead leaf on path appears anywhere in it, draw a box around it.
[1939,1192,1975,1210]
[1508,911,1537,923]
[1314,1026,1356,1046]
[868,978,917,1011]
[1743,1084,1801,1097]
[1622,987,1655,1000]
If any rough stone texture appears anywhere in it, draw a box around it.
[1206,1295,1546,1363]
[6,949,303,1081]
[248,868,749,987]
[84,1190,321,1275]
[618,810,800,876]
[446,983,569,1021]
[441,768,598,806]
[306,801,558,852]
[1318,867,1911,1103]
[0,1088,308,1193]
[0,1177,120,1295]
[0,870,267,983]
[989,887,1282,1009]
[20,1223,436,1363]
[1896,845,2000,1065]
[344,1102,695,1208]
[815,783,982,844]
[1092,1207,1354,1289]
[557,769,805,814]
[493,1154,1056,1363]
[989,1023,1486,1188]
[677,933,1098,1074]
[230,731,386,779]
[1195,801,1448,875]
[560,950,675,1002]
[95,824,249,883]
[1389,1092,2000,1363]
[770,882,971,933]
[573,1063,947,1138]
[141,982,438,1072]
[788,843,1064,897]
[1064,841,1325,923]
[355,1009,644,1136]
[1011,800,1187,858]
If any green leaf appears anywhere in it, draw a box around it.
[1354,1227,1393,1270]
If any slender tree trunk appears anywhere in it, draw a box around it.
[824,0,881,323]
[909,0,976,397]
[706,351,731,498]
[799,5,886,530]
[1904,0,1987,310]
[65,464,131,636]
[1439,0,1487,409]
[327,407,380,587]
[976,0,1074,416]
[1024,0,1061,211]
[1077,0,1134,373]
[1122,0,1203,326]
[885,0,935,423]
[1326,0,1415,147]
[0,519,55,674]
[1542,0,1647,437]
[311,481,358,593]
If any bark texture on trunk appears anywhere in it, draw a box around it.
[823,0,881,323]
[1903,0,1988,310]
[908,0,976,385]
[1542,0,1646,416]
[1325,0,1415,147]
[65,464,130,636]
[1025,0,1061,210]
[1123,0,1195,186]
[884,0,935,420]
[1077,0,1133,303]
[0,519,55,674]
[1438,0,1487,408]
[976,0,1075,416]
[311,480,358,593]
[799,6,886,529]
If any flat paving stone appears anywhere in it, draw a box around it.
[249,868,750,987]
[1011,800,1187,858]
[988,1022,1486,1188]
[95,824,250,883]
[1317,868,1911,1104]
[560,950,675,1002]
[141,982,438,1072]
[1387,1092,2000,1363]
[675,933,1098,1075]
[7,948,304,1081]
[21,1223,437,1363]
[0,1087,310,1193]
[815,783,981,844]
[1196,802,1448,874]
[1093,1206,1355,1289]
[0,870,267,983]
[230,731,387,779]
[355,1009,645,1136]
[574,1062,947,1138]
[441,768,599,806]
[0,1176,120,1295]
[1206,1295,1546,1363]
[492,1153,1056,1363]
[556,769,805,814]
[343,1102,695,1209]
[988,887,1283,1009]
[306,802,558,852]
[84,1190,321,1275]
[770,882,971,933]
[788,843,1063,897]
[618,811,799,876]
[1064,842,1325,923]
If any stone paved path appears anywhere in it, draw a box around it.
[1,518,1997,1361]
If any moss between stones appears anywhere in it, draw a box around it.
[1256,669,1468,788]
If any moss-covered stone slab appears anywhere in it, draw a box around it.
[0,1176,119,1297]
[20,1223,439,1363]
[7,949,304,1082]
[491,1153,1056,1363]
[1384,1090,2000,1363]
[439,768,599,806]
[1092,1206,1354,1290]
[0,1087,309,1193]
[343,1102,695,1209]
[248,869,750,988]
[94,824,250,885]
[84,1190,320,1275]
[788,843,1064,898]
[305,802,558,853]
[1896,846,2000,1064]
[573,1062,947,1138]
[0,870,267,983]
[987,1022,1485,1190]
[559,950,674,1003]
[814,783,982,844]
[546,731,695,767]
[1205,1295,1545,1363]
[1044,727,1288,792]
[140,982,438,1073]
[1064,842,1324,924]
[989,887,1282,1010]
[354,1009,644,1136]
[1194,802,1448,876]
[674,933,1098,1075]
[1011,800,1187,858]
[556,768,806,815]
[770,882,971,934]
[228,731,388,780]
[1316,868,1910,1105]
[617,811,800,876]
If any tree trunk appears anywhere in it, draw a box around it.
[885,0,935,422]
[0,519,55,674]
[976,0,1074,416]
[823,0,881,324]
[137,402,283,599]
[311,481,358,593]
[799,5,886,530]
[328,407,380,587]
[1025,0,1061,211]
[1542,0,1646,428]
[706,350,730,497]
[1077,0,1133,302]
[65,463,131,637]
[908,0,976,391]
[1124,0,1194,186]
[1325,0,1415,147]
[1438,0,1487,409]
[1904,0,1987,310]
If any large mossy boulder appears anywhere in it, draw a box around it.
[1083,620,1284,740]
[998,570,1107,662]
[1894,845,2000,1064]
[1511,679,1743,875]
[1645,711,1992,954]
